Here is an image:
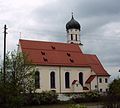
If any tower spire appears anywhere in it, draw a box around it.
[66,14,83,46]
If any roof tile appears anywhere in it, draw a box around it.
[19,39,89,67]
[19,39,110,76]
[85,75,96,84]
[85,54,110,76]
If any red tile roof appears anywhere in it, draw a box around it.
[72,80,78,85]
[19,39,110,76]
[85,54,110,76]
[20,39,82,52]
[83,86,89,90]
[85,75,96,84]
[19,39,89,67]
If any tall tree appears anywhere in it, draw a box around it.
[109,78,120,96]
[0,51,35,108]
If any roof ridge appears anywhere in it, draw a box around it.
[19,39,79,46]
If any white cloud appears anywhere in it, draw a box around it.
[0,0,120,79]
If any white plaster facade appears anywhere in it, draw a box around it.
[97,76,109,92]
[67,29,81,44]
[35,65,109,93]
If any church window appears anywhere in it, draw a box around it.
[105,78,108,83]
[100,89,102,92]
[50,71,55,88]
[99,78,102,83]
[79,72,83,86]
[65,72,70,88]
[71,34,73,40]
[106,89,108,92]
[35,71,40,89]
[75,34,77,41]
[95,85,98,88]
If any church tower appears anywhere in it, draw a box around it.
[66,13,83,46]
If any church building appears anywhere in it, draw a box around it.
[18,15,110,93]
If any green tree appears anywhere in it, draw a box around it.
[103,78,120,108]
[0,51,35,108]
[109,78,120,96]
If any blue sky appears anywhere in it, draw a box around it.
[0,0,120,80]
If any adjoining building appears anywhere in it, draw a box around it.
[18,14,110,93]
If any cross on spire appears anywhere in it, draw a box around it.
[72,12,74,19]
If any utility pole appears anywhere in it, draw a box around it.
[3,24,7,84]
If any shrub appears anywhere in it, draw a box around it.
[7,95,24,108]
[23,91,58,105]
[69,104,87,108]
[84,91,100,102]
[102,78,120,107]
[38,91,58,104]
[71,91,100,103]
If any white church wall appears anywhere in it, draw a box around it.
[34,65,109,93]
[18,44,22,52]
[35,66,60,93]
[98,76,109,92]
[85,83,90,91]
[60,66,91,93]
[71,82,83,93]
[35,66,92,93]
[91,77,98,91]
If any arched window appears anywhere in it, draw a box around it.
[71,34,73,40]
[65,72,70,88]
[75,34,77,41]
[79,72,83,86]
[35,71,40,89]
[50,71,55,88]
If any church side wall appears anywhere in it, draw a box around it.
[29,65,110,93]
[35,66,60,93]
[91,77,97,91]
[97,76,109,92]
[34,65,111,93]
[35,66,92,93]
[60,67,91,93]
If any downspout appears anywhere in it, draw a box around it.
[59,66,61,93]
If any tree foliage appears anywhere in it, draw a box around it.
[102,78,120,108]
[0,51,35,108]
[109,78,120,96]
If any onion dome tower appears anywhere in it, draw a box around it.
[66,13,83,46]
